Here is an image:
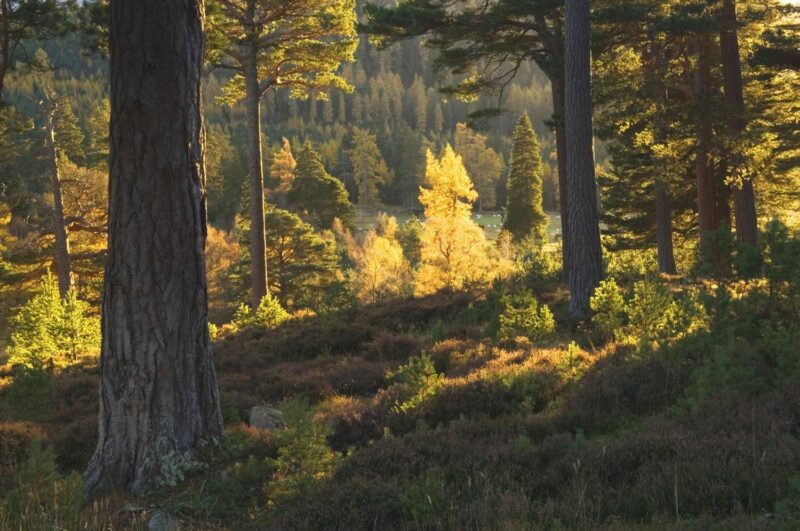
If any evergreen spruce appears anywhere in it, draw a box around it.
[503,115,548,245]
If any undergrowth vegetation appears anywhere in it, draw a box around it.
[2,223,800,529]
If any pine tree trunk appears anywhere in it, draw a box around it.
[655,179,677,274]
[694,35,721,266]
[42,100,72,298]
[85,0,224,497]
[245,52,268,309]
[720,0,758,247]
[551,76,572,282]
[646,44,676,276]
[564,0,602,316]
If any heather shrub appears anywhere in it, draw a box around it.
[497,291,555,342]
[363,333,423,361]
[6,367,55,423]
[565,342,697,434]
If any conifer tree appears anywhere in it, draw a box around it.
[265,207,338,309]
[86,0,223,496]
[503,114,548,245]
[52,94,86,166]
[288,142,354,230]
[565,0,602,315]
[0,0,74,99]
[85,98,110,169]
[39,90,73,298]
[350,126,393,209]
[206,124,246,228]
[207,0,358,309]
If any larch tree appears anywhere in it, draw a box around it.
[349,214,412,303]
[349,126,393,210]
[84,0,224,497]
[503,114,548,245]
[453,123,505,212]
[267,137,296,209]
[564,0,602,315]
[207,0,357,309]
[416,146,494,296]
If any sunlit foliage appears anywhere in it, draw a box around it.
[7,274,99,370]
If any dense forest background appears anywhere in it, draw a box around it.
[1,0,800,528]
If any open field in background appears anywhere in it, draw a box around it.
[353,207,563,242]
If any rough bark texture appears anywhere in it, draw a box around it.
[564,0,602,316]
[694,35,721,266]
[655,180,677,275]
[85,0,224,497]
[42,99,73,297]
[245,56,268,309]
[720,0,758,247]
[551,75,572,282]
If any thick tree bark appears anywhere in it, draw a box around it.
[551,75,572,282]
[564,0,602,316]
[694,35,721,267]
[655,179,677,275]
[42,98,72,297]
[85,0,224,497]
[720,0,758,247]
[245,55,268,309]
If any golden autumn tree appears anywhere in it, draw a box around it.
[415,146,494,295]
[349,214,412,302]
[268,138,297,208]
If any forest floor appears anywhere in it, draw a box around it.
[1,282,800,529]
